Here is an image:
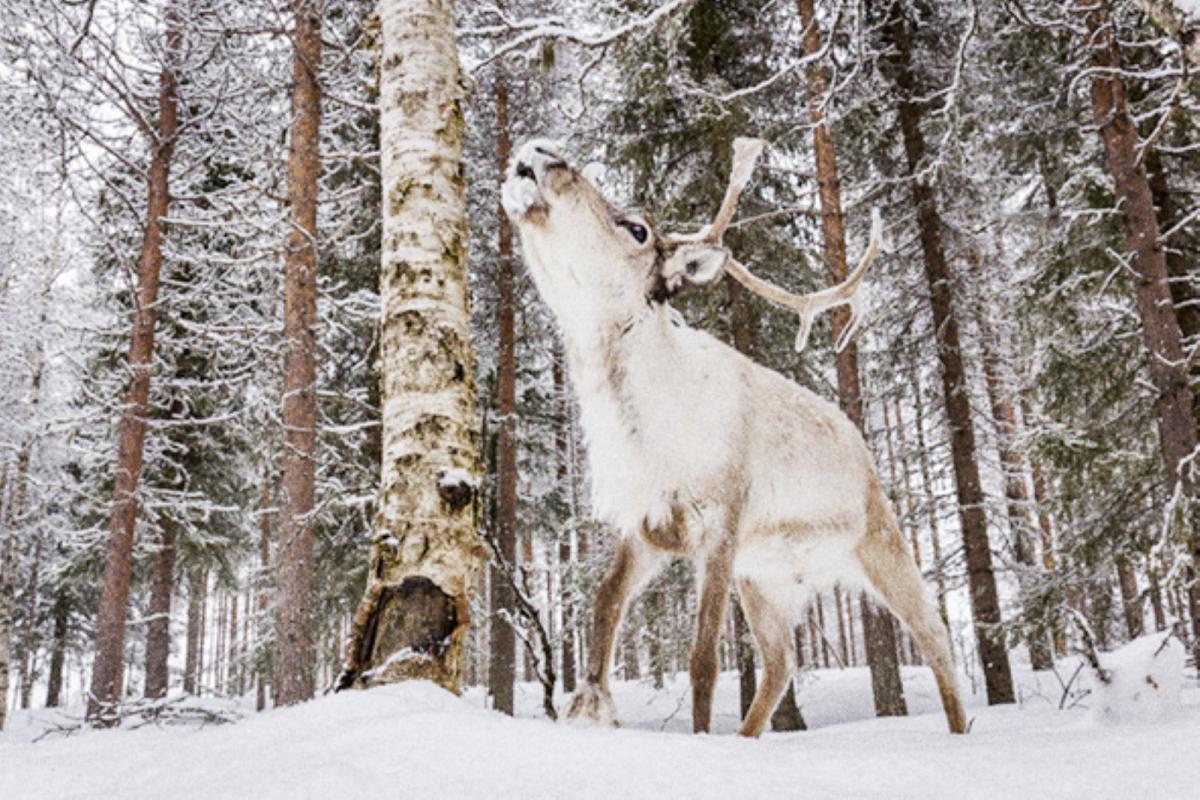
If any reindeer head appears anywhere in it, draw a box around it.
[500,140,729,328]
[501,138,881,350]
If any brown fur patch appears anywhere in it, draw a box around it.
[639,504,690,553]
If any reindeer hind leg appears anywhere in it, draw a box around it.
[855,510,968,734]
[735,577,797,738]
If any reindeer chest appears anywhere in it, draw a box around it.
[569,321,742,536]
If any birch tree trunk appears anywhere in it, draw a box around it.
[87,3,182,724]
[341,0,481,693]
[275,0,322,707]
[488,69,518,716]
[798,0,906,717]
[1078,0,1200,658]
[881,0,1015,705]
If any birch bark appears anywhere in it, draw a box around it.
[343,0,481,693]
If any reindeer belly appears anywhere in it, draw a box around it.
[734,522,868,621]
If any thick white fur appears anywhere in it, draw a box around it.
[502,142,875,594]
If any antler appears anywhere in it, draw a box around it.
[672,137,883,353]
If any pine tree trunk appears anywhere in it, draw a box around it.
[770,680,806,732]
[881,0,1015,705]
[970,245,1054,671]
[555,346,577,694]
[1115,556,1144,640]
[87,4,181,724]
[17,531,41,709]
[0,534,14,729]
[144,521,177,699]
[1145,152,1200,430]
[257,476,271,710]
[343,0,481,693]
[488,70,518,716]
[911,369,949,626]
[1077,0,1200,659]
[184,567,206,695]
[275,0,322,707]
[44,590,68,708]
[733,596,756,720]
[228,586,239,697]
[799,0,907,716]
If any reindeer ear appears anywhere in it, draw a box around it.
[654,244,729,302]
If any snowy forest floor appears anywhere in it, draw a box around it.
[2,659,1197,799]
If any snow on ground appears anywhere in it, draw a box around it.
[2,658,1197,800]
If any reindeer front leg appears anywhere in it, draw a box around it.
[690,540,734,733]
[566,535,665,726]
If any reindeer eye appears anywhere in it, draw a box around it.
[618,220,648,244]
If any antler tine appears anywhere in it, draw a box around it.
[669,137,767,245]
[723,209,883,352]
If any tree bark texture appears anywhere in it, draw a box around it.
[184,567,206,695]
[44,590,68,708]
[87,4,181,724]
[799,0,906,716]
[881,0,1015,705]
[144,522,177,699]
[0,534,14,730]
[346,0,482,693]
[1078,0,1200,657]
[257,476,271,710]
[275,0,322,707]
[553,347,577,694]
[488,70,518,716]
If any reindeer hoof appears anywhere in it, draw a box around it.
[564,684,619,727]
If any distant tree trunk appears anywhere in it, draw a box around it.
[488,69,518,716]
[911,369,949,626]
[228,587,239,696]
[87,3,182,725]
[184,567,206,695]
[1148,568,1167,632]
[554,347,577,694]
[799,0,907,716]
[1078,0,1200,660]
[1115,556,1144,640]
[0,534,14,729]
[881,0,1015,705]
[44,591,68,708]
[970,243,1054,672]
[342,0,482,693]
[1021,396,1068,656]
[257,477,271,710]
[144,521,177,699]
[733,596,756,719]
[275,0,322,707]
[833,586,849,666]
[1145,153,1200,427]
[770,680,806,732]
[17,531,42,709]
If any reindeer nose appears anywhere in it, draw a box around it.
[515,162,536,182]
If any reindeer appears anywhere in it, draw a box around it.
[500,137,967,738]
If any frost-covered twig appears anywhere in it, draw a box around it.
[462,0,696,70]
